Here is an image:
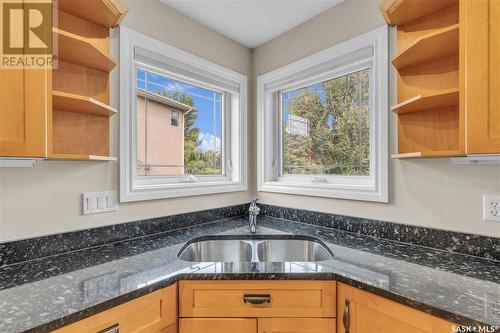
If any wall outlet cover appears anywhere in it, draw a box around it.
[483,195,500,222]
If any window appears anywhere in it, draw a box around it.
[170,110,180,127]
[120,28,247,202]
[135,68,222,176]
[257,26,388,202]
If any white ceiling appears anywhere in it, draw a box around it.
[160,0,344,48]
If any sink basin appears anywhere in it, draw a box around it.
[177,235,333,262]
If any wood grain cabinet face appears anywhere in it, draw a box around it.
[52,284,177,333]
[0,67,50,157]
[462,0,500,153]
[381,0,500,157]
[179,280,336,318]
[336,283,455,333]
[1,0,127,160]
[179,318,257,333]
[258,318,336,333]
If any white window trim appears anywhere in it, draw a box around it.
[120,27,247,202]
[257,25,388,202]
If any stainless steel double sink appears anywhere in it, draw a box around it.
[177,235,334,262]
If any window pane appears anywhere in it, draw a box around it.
[171,111,179,127]
[281,68,370,176]
[136,68,223,176]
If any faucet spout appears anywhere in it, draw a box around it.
[248,198,260,234]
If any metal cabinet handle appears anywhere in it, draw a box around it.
[97,324,119,333]
[243,294,271,304]
[343,299,350,333]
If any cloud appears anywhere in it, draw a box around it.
[165,82,186,92]
[198,132,221,152]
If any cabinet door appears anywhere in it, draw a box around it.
[53,284,177,333]
[337,283,455,333]
[179,318,257,333]
[462,0,500,153]
[258,318,335,333]
[0,68,49,157]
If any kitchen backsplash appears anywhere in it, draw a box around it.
[1,202,498,267]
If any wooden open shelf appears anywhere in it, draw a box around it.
[392,24,459,70]
[53,91,117,117]
[380,0,457,26]
[58,0,128,28]
[391,88,459,115]
[47,0,126,162]
[392,150,462,159]
[48,154,117,161]
[54,28,116,72]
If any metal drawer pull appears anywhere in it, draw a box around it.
[243,294,271,304]
[343,299,350,333]
[97,324,119,333]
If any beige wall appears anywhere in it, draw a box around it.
[1,0,499,242]
[253,0,500,237]
[0,0,254,242]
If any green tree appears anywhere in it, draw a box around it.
[323,69,370,175]
[283,68,370,176]
[161,90,222,175]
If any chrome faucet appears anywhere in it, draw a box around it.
[248,198,260,233]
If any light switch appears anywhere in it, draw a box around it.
[83,191,118,215]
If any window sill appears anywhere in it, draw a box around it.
[258,181,388,203]
[121,181,247,202]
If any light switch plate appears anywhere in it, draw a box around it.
[483,195,500,222]
[83,191,118,215]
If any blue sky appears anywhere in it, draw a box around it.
[137,69,222,151]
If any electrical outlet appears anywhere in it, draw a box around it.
[83,191,118,215]
[483,195,500,222]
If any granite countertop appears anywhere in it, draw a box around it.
[0,216,499,333]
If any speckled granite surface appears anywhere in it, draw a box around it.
[0,204,249,267]
[261,204,500,261]
[0,216,499,333]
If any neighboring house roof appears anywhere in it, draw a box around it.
[137,89,195,113]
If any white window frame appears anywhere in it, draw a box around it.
[120,27,247,202]
[257,26,388,202]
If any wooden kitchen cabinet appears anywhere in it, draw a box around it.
[179,280,336,318]
[179,281,336,333]
[461,0,500,153]
[52,284,177,333]
[0,0,127,161]
[179,318,257,333]
[380,0,500,158]
[258,318,336,333]
[336,283,455,333]
[0,56,50,158]
[179,318,336,333]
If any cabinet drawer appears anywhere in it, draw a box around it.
[259,318,336,333]
[53,284,177,333]
[179,280,336,318]
[179,318,257,333]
